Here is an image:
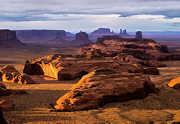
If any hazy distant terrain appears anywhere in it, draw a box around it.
[16,30,180,45]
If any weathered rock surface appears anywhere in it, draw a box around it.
[168,77,180,90]
[24,54,158,80]
[80,36,178,65]
[54,69,156,111]
[23,55,64,80]
[0,29,24,47]
[0,65,35,84]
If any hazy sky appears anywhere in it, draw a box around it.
[0,0,180,32]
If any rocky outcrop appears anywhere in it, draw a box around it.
[23,55,63,80]
[24,54,159,80]
[54,69,156,111]
[168,77,180,90]
[0,29,23,47]
[80,37,166,58]
[0,65,35,84]
[80,36,180,67]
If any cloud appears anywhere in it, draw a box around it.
[0,0,180,31]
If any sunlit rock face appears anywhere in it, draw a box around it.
[80,35,168,58]
[0,29,24,47]
[54,69,156,111]
[0,65,35,84]
[80,35,180,64]
[24,53,158,80]
[168,77,180,90]
[23,55,64,80]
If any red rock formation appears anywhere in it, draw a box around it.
[0,65,35,84]
[168,77,180,90]
[80,36,180,67]
[24,54,152,80]
[54,69,156,111]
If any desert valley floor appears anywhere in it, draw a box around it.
[0,43,180,124]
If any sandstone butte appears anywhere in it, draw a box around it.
[168,77,180,89]
[0,65,35,84]
[54,69,157,111]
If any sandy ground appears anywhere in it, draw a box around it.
[0,46,180,124]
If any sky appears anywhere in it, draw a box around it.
[0,0,180,32]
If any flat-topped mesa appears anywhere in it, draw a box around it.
[0,29,17,41]
[0,29,23,47]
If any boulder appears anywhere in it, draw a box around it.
[168,77,180,90]
[54,69,156,111]
[0,65,35,84]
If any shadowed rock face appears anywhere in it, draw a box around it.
[54,69,156,111]
[0,65,35,84]
[0,29,24,47]
[0,110,7,124]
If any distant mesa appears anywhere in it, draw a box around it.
[16,30,92,47]
[71,31,92,46]
[90,28,129,42]
[91,28,114,35]
[48,30,69,45]
[0,29,24,47]
[16,30,74,44]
